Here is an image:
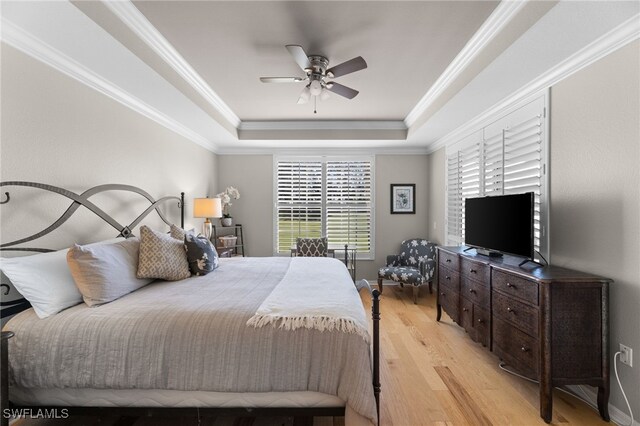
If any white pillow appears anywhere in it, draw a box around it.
[0,238,121,318]
[67,237,153,307]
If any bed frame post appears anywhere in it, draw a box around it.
[371,289,381,424]
[180,192,185,229]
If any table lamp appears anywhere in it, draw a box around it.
[193,197,222,239]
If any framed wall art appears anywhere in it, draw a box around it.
[390,184,415,214]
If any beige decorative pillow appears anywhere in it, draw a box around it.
[67,238,153,306]
[137,226,191,281]
[169,224,196,241]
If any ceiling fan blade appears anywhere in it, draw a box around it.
[260,77,304,83]
[286,45,311,71]
[325,82,359,99]
[297,86,311,104]
[327,56,367,78]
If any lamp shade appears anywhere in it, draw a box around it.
[193,197,222,218]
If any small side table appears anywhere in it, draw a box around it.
[1,331,14,426]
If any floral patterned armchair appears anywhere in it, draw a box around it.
[378,238,437,303]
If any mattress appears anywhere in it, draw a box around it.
[5,257,376,425]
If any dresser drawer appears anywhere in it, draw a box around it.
[438,250,459,270]
[473,305,490,347]
[461,257,490,283]
[438,285,459,323]
[493,316,539,378]
[492,269,538,306]
[492,291,539,337]
[438,265,460,291]
[461,277,490,309]
[460,297,473,332]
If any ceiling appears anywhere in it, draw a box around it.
[132,1,499,121]
[2,1,638,152]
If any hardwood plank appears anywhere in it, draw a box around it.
[434,366,493,426]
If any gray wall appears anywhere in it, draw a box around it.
[217,154,430,280]
[426,40,640,418]
[0,44,218,248]
[217,155,274,258]
[550,40,639,418]
[427,147,445,244]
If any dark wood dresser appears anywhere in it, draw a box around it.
[436,246,611,423]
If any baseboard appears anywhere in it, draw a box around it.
[566,385,637,426]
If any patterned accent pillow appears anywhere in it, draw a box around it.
[169,224,196,240]
[184,234,219,276]
[137,226,191,281]
[296,237,328,257]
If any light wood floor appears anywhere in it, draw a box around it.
[14,284,608,426]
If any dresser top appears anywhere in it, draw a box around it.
[438,246,612,284]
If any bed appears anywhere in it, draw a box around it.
[0,182,381,426]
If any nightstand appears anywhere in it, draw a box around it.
[212,224,245,257]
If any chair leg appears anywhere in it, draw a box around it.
[413,286,419,304]
[428,280,433,294]
[377,277,383,295]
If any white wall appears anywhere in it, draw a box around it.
[550,40,639,419]
[0,44,218,248]
[216,154,430,280]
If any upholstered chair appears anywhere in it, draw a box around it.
[378,239,437,303]
[296,237,328,257]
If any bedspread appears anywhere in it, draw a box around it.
[5,257,376,423]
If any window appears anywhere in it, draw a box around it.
[275,157,374,258]
[446,95,548,259]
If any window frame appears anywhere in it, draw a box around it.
[444,92,550,262]
[273,155,376,260]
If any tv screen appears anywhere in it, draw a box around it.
[464,192,534,259]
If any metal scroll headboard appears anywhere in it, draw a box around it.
[0,181,185,318]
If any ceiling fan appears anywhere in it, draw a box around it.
[260,45,367,111]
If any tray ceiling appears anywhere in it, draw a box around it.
[132,1,499,121]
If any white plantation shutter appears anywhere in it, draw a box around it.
[447,152,462,242]
[445,94,548,259]
[275,157,374,257]
[326,161,372,253]
[504,115,543,251]
[276,161,323,253]
[460,143,481,242]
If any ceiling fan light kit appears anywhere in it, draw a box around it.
[260,44,367,113]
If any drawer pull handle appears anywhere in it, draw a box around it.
[440,292,445,296]
[506,282,515,289]
[477,319,484,324]
[469,288,476,294]
[446,259,451,263]
[462,308,469,312]
[470,269,477,274]
[446,276,451,280]
[507,307,515,314]
[521,346,529,352]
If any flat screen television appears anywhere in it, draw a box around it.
[464,192,534,260]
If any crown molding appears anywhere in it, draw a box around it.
[216,147,429,156]
[426,13,640,155]
[1,18,218,154]
[239,121,407,131]
[404,0,528,127]
[103,0,241,129]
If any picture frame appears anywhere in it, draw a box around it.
[390,184,415,214]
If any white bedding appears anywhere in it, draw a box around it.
[5,257,377,425]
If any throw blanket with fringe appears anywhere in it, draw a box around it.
[247,257,370,343]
